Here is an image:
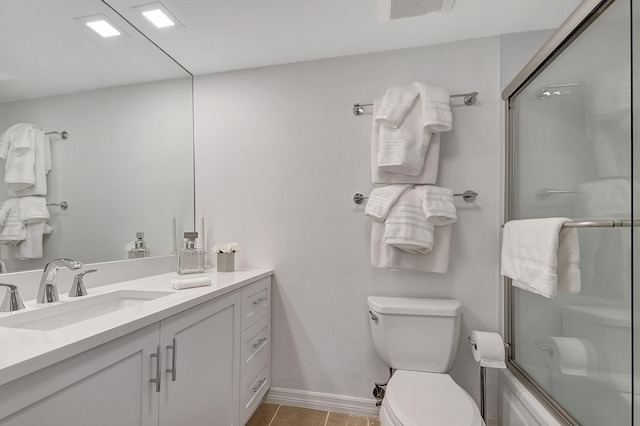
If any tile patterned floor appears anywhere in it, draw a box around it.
[246,403,381,426]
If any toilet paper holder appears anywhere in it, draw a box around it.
[467,336,511,350]
[467,336,510,422]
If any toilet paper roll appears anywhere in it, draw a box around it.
[547,337,595,376]
[470,330,506,369]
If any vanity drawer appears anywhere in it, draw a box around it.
[240,353,271,425]
[241,277,271,332]
[241,313,271,379]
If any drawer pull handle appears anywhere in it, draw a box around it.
[252,378,267,392]
[166,337,178,382]
[150,345,162,392]
[253,297,267,305]
[252,337,267,349]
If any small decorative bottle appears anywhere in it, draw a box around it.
[178,232,204,275]
[128,232,150,259]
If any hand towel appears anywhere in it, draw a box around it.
[501,218,581,298]
[383,188,435,254]
[371,100,440,184]
[377,92,432,176]
[411,82,453,133]
[171,276,212,290]
[19,196,49,223]
[414,185,457,225]
[0,199,25,243]
[8,130,51,197]
[16,222,47,259]
[372,220,451,273]
[0,123,38,192]
[375,85,420,128]
[364,184,412,221]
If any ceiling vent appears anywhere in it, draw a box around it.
[380,0,455,20]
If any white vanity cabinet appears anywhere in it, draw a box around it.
[0,273,272,426]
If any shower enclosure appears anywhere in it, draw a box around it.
[503,0,637,424]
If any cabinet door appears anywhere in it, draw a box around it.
[159,291,241,426]
[0,324,160,426]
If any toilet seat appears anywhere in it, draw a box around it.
[381,370,484,426]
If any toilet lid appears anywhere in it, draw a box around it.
[384,370,484,426]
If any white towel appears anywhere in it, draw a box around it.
[364,184,412,221]
[171,276,212,290]
[414,185,457,225]
[383,188,434,254]
[501,218,581,299]
[372,220,451,273]
[0,199,25,243]
[371,100,440,184]
[19,196,49,223]
[8,130,51,197]
[411,82,453,133]
[375,85,420,128]
[0,123,38,192]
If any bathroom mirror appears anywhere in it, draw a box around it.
[0,0,194,272]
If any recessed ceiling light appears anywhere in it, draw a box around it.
[75,14,129,38]
[132,2,184,29]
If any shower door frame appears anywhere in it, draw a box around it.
[502,0,620,425]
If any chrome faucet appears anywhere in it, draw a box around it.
[0,284,25,312]
[37,258,84,304]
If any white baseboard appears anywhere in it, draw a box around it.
[265,387,380,417]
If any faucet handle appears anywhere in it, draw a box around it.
[0,284,25,312]
[68,269,98,298]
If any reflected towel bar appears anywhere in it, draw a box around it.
[45,130,68,140]
[501,219,639,229]
[353,91,478,115]
[353,189,478,205]
[536,188,579,199]
[47,201,69,210]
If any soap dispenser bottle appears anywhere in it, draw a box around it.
[129,232,150,259]
[178,232,204,274]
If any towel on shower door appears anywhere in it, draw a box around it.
[501,218,581,298]
[0,123,38,192]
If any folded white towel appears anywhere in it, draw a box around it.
[9,130,51,197]
[383,189,434,254]
[0,123,38,192]
[411,82,453,133]
[372,220,451,273]
[371,101,440,184]
[375,85,420,128]
[377,94,433,176]
[364,184,412,221]
[0,199,25,243]
[501,218,581,298]
[171,276,212,290]
[19,196,49,223]
[414,185,457,225]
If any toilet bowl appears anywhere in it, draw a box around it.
[367,296,484,426]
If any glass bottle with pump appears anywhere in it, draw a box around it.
[178,231,204,274]
[128,232,150,259]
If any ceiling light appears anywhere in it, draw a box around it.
[75,14,129,38]
[132,2,184,29]
[142,9,175,28]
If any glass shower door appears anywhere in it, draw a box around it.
[506,0,633,424]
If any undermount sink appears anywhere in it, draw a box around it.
[0,290,172,331]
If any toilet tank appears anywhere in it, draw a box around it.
[367,296,462,373]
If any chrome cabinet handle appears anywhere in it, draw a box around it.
[150,345,162,392]
[253,297,267,305]
[166,337,178,382]
[251,378,267,392]
[252,337,267,349]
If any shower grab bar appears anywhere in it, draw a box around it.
[536,188,579,199]
[501,219,640,229]
[44,130,68,140]
[353,189,478,205]
[353,91,478,115]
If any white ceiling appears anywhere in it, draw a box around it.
[0,0,582,102]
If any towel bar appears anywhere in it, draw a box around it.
[353,91,478,115]
[47,201,69,210]
[353,189,478,205]
[500,219,640,229]
[44,130,68,140]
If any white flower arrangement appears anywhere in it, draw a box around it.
[212,242,238,254]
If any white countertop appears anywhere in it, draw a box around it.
[0,267,273,387]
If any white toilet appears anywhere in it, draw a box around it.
[367,296,484,426]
